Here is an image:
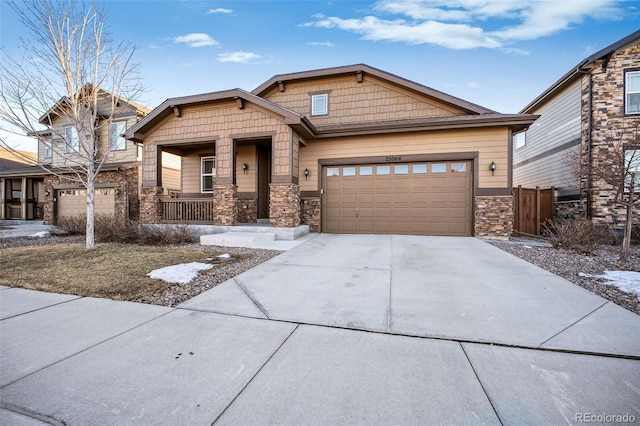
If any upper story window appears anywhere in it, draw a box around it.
[514,131,526,149]
[110,121,127,150]
[625,70,640,115]
[311,93,329,116]
[64,126,79,152]
[201,156,216,193]
[44,142,52,158]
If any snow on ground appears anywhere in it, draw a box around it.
[147,262,213,285]
[30,231,50,238]
[580,270,640,300]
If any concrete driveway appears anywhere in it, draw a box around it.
[2,235,640,425]
[181,234,640,356]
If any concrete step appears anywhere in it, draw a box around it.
[200,232,276,248]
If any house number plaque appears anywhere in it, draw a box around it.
[385,155,402,162]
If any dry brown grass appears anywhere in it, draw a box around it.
[0,243,232,301]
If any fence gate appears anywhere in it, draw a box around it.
[513,186,555,236]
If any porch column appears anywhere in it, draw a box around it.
[269,130,301,227]
[0,178,5,220]
[21,177,27,220]
[213,137,237,225]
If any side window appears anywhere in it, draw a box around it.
[311,93,329,116]
[514,131,526,149]
[64,126,79,152]
[625,70,640,115]
[110,121,127,150]
[201,156,216,193]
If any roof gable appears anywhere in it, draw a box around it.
[253,64,496,115]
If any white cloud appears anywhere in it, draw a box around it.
[304,0,625,50]
[305,15,501,49]
[206,8,233,14]
[307,41,336,47]
[174,33,219,47]
[467,81,480,89]
[217,51,262,63]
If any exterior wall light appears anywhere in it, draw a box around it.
[304,168,310,180]
[242,163,248,174]
[490,161,496,176]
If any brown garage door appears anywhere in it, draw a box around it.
[322,161,472,236]
[56,188,115,218]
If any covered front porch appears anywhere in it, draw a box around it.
[0,176,46,221]
[128,89,312,228]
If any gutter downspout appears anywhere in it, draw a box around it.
[577,66,593,219]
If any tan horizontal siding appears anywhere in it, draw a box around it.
[182,149,214,194]
[514,147,579,197]
[263,75,463,128]
[235,145,256,193]
[299,127,509,191]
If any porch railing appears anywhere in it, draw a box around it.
[161,199,214,222]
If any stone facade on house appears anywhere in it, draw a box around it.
[474,196,513,239]
[581,42,640,226]
[139,186,163,223]
[236,198,258,224]
[269,184,301,228]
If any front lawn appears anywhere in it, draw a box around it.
[0,243,235,301]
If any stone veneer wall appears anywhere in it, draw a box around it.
[474,195,513,238]
[301,197,321,232]
[236,198,258,224]
[139,186,163,223]
[581,42,640,228]
[270,183,301,227]
[213,184,237,226]
[43,166,138,225]
[556,199,586,220]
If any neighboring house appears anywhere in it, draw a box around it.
[127,64,537,237]
[514,30,640,225]
[0,90,154,223]
[0,148,46,220]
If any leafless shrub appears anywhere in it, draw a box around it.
[543,219,599,254]
[135,224,197,246]
[55,215,87,236]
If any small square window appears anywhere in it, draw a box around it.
[343,167,356,176]
[326,167,340,177]
[432,163,447,173]
[412,164,427,174]
[394,165,409,174]
[376,165,391,175]
[359,166,373,176]
[311,94,328,116]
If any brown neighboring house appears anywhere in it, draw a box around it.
[127,64,538,237]
[0,148,46,220]
[0,91,158,224]
[514,30,640,226]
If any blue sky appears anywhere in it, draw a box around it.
[1,0,639,151]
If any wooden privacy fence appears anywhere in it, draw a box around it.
[513,186,555,236]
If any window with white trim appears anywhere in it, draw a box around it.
[201,156,216,193]
[110,121,127,150]
[44,141,52,158]
[64,126,79,152]
[311,93,328,116]
[625,70,640,115]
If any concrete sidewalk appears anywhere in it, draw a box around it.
[1,235,639,425]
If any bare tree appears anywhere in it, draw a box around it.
[0,0,142,249]
[571,120,640,264]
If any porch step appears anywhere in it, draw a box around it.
[200,232,276,248]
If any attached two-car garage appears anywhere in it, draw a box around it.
[55,188,115,218]
[322,160,472,236]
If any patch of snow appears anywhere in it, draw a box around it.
[599,271,640,300]
[523,245,532,249]
[147,262,213,285]
[218,253,231,259]
[31,231,50,238]
[577,272,592,278]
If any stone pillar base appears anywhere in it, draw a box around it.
[214,185,237,226]
[301,197,320,232]
[474,195,513,238]
[269,183,301,227]
[140,187,163,223]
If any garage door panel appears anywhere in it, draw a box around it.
[323,161,472,236]
[57,188,114,219]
